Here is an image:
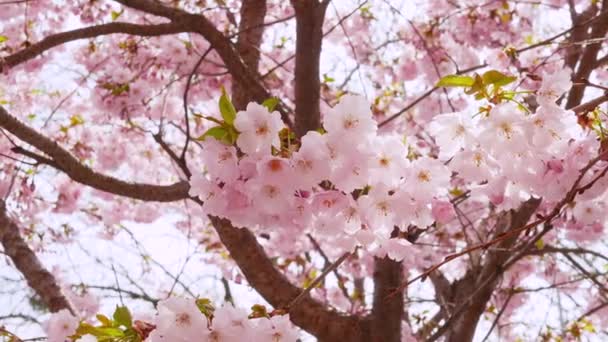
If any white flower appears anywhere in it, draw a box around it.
[151,297,208,342]
[324,94,377,137]
[44,309,79,342]
[428,111,476,159]
[537,68,572,106]
[257,315,299,342]
[234,103,284,155]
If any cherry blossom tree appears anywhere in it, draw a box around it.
[1,0,608,341]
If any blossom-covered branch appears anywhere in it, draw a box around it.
[0,106,189,202]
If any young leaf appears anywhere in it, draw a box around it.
[219,87,237,125]
[197,126,228,142]
[482,70,516,87]
[96,314,112,327]
[535,238,545,250]
[111,10,123,21]
[196,298,215,318]
[322,74,335,83]
[76,323,105,337]
[436,75,475,88]
[262,97,279,112]
[0,36,8,44]
[113,306,133,328]
[249,304,269,319]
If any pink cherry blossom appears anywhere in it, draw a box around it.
[150,297,208,342]
[234,103,284,155]
[44,309,79,342]
[323,94,377,138]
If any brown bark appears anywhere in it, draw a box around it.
[0,202,73,313]
[232,0,268,110]
[443,198,541,342]
[566,1,608,109]
[209,3,370,340]
[370,257,404,342]
[563,5,598,70]
[3,22,188,70]
[291,0,329,137]
[0,106,189,202]
[113,0,292,125]
[210,217,371,341]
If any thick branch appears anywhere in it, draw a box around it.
[370,256,403,342]
[0,106,189,202]
[571,93,608,114]
[113,0,293,126]
[0,202,73,313]
[291,0,329,137]
[207,3,368,339]
[209,216,370,341]
[232,0,268,110]
[444,198,541,342]
[563,5,598,70]
[566,4,608,108]
[3,22,187,70]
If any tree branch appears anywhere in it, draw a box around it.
[0,106,189,202]
[443,198,541,342]
[566,4,608,108]
[209,216,370,341]
[291,0,329,137]
[3,22,187,70]
[371,256,404,342]
[231,0,268,110]
[0,202,74,313]
[113,0,293,127]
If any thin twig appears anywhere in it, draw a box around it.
[287,251,351,310]
[181,46,213,165]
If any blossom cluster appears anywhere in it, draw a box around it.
[189,68,606,260]
[44,297,298,342]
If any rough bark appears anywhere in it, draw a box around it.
[370,257,404,342]
[291,0,329,137]
[210,217,371,341]
[563,5,597,70]
[232,0,268,110]
[3,22,188,70]
[0,202,73,313]
[443,198,541,342]
[210,3,370,340]
[113,0,292,125]
[0,106,189,202]
[566,1,608,109]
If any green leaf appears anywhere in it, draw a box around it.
[197,126,228,142]
[436,75,475,88]
[481,70,516,87]
[0,36,8,44]
[196,298,215,318]
[111,10,124,21]
[96,326,125,337]
[96,314,112,327]
[219,87,237,125]
[70,114,85,127]
[322,74,335,83]
[226,126,239,144]
[193,114,224,126]
[535,239,544,250]
[249,304,269,319]
[113,306,132,328]
[464,74,485,95]
[262,97,279,112]
[76,323,105,337]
